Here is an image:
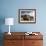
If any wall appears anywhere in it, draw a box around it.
[0,0,46,32]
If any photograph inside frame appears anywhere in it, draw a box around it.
[20,9,36,23]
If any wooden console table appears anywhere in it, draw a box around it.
[4,32,43,46]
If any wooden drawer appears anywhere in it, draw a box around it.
[32,40,43,46]
[4,35,24,40]
[4,40,16,46]
[24,40,43,46]
[4,40,24,46]
[25,35,43,40]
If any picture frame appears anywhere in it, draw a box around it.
[18,9,36,24]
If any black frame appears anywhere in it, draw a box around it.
[18,9,36,24]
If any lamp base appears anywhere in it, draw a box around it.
[8,32,11,35]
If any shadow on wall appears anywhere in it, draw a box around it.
[0,16,5,46]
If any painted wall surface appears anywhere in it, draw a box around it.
[0,0,46,32]
[0,0,46,46]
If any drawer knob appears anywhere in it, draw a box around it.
[32,42,35,44]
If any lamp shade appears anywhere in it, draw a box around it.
[5,18,14,25]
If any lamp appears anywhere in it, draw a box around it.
[5,18,14,35]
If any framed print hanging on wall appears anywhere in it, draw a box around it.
[18,9,36,24]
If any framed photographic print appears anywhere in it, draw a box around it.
[18,9,36,24]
